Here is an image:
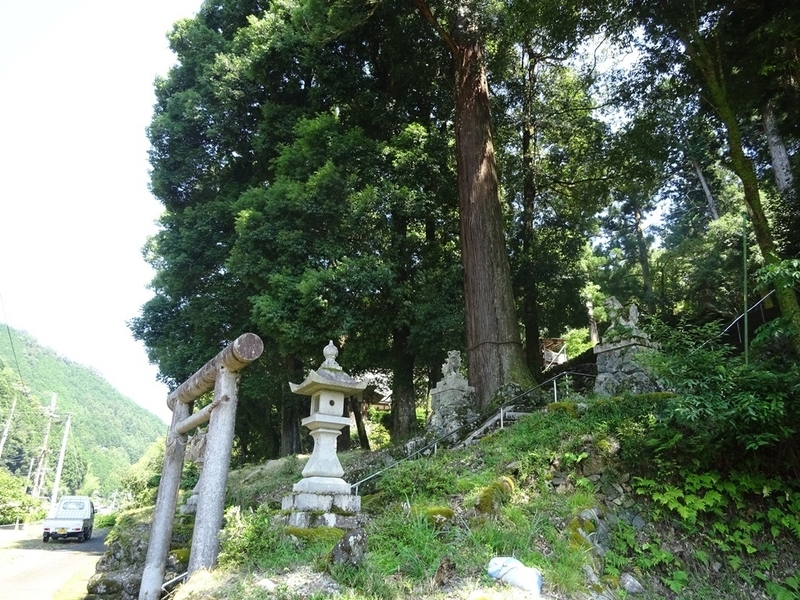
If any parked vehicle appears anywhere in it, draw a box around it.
[42,495,95,543]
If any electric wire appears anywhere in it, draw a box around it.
[0,290,30,396]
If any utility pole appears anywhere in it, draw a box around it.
[24,456,35,492]
[49,413,71,514]
[0,394,17,460]
[32,393,58,498]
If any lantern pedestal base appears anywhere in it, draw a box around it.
[280,491,364,530]
[293,476,351,495]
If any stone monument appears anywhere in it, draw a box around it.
[593,298,659,396]
[428,350,478,441]
[281,341,366,529]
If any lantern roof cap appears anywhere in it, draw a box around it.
[289,341,366,396]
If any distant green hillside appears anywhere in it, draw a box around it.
[0,324,167,496]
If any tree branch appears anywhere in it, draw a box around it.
[412,0,458,57]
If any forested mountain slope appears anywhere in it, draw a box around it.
[0,324,167,496]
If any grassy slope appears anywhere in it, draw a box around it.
[158,392,800,600]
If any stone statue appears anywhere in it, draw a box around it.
[429,350,476,441]
[441,350,462,378]
[627,303,640,328]
[604,297,624,325]
[603,297,644,339]
[185,428,207,465]
[595,297,658,396]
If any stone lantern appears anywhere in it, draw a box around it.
[281,341,367,529]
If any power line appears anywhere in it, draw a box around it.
[0,291,30,395]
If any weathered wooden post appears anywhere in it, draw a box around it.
[187,362,239,574]
[138,333,263,600]
[139,401,190,600]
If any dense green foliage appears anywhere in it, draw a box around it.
[0,325,167,500]
[0,468,45,523]
[641,319,800,469]
[160,362,799,599]
[132,0,800,461]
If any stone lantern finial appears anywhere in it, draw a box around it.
[321,340,341,370]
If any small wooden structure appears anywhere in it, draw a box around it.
[541,338,568,370]
[138,333,263,600]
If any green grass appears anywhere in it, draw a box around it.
[109,389,800,600]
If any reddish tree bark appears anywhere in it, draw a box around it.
[414,1,533,409]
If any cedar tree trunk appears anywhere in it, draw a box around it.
[350,396,370,450]
[414,1,533,409]
[281,356,306,456]
[521,46,543,378]
[390,325,417,440]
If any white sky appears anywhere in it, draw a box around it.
[0,0,203,423]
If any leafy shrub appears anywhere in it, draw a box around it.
[120,439,165,507]
[0,469,45,524]
[94,512,118,528]
[562,327,595,358]
[641,319,800,473]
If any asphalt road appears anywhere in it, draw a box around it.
[0,524,108,600]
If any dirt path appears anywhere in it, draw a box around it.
[0,524,108,600]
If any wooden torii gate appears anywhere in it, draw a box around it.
[139,333,263,600]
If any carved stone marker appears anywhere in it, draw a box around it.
[593,298,659,396]
[281,341,366,529]
[428,350,477,441]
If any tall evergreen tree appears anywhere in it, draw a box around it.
[630,0,800,355]
[134,0,463,450]
[410,0,534,407]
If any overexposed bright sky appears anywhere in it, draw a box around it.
[0,0,202,423]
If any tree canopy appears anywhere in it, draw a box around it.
[134,0,800,460]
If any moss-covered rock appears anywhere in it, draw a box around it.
[285,525,344,546]
[566,514,596,551]
[475,476,515,514]
[171,547,190,567]
[359,491,385,513]
[547,401,579,418]
[412,505,455,528]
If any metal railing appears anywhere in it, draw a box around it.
[349,369,596,495]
